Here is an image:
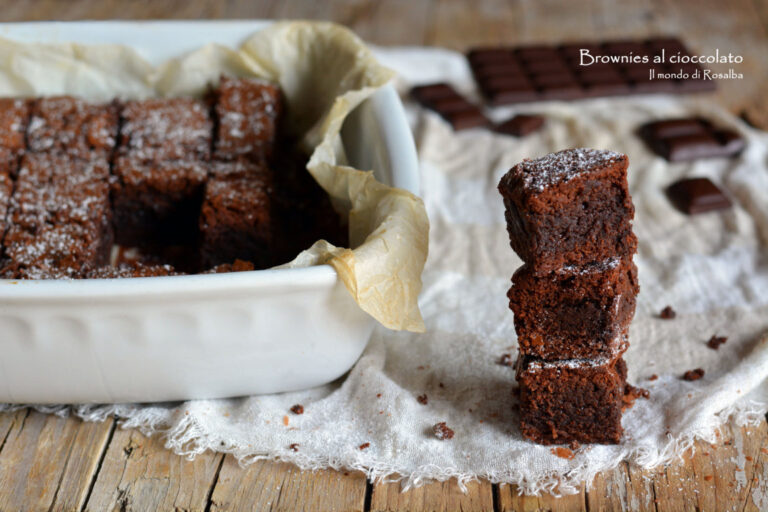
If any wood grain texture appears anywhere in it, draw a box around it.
[84,426,223,512]
[209,456,367,512]
[0,409,114,512]
[0,1,765,511]
[370,478,494,512]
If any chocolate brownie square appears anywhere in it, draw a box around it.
[517,355,627,445]
[0,98,30,152]
[119,99,212,161]
[1,223,110,279]
[498,148,637,274]
[199,167,273,270]
[9,153,111,230]
[112,157,208,246]
[0,154,113,278]
[213,76,282,161]
[27,97,119,157]
[509,257,638,360]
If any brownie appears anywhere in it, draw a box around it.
[0,153,112,278]
[199,167,273,270]
[213,76,282,162]
[86,262,179,278]
[119,99,212,161]
[509,257,637,360]
[516,355,627,445]
[1,223,110,279]
[0,98,30,152]
[112,157,208,246]
[9,153,111,229]
[27,97,119,157]
[498,148,636,274]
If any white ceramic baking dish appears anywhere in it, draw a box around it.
[0,21,420,404]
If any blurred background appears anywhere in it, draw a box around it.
[2,0,766,127]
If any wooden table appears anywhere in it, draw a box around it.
[0,1,766,510]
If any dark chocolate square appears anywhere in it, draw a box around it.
[666,177,732,214]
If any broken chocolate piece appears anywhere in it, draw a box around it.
[495,114,545,136]
[640,118,745,161]
[410,83,488,131]
[667,178,732,215]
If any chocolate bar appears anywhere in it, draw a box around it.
[639,118,745,161]
[495,114,544,136]
[468,38,716,106]
[410,83,488,130]
[666,177,732,214]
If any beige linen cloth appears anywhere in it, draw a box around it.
[4,43,768,494]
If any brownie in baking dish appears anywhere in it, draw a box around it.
[213,76,282,162]
[509,257,638,360]
[27,97,119,158]
[0,153,113,278]
[112,157,208,247]
[516,354,628,445]
[119,98,212,161]
[199,161,273,269]
[498,148,636,275]
[0,98,30,153]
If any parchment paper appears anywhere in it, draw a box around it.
[0,21,428,332]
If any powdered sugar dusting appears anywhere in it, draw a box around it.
[514,148,626,192]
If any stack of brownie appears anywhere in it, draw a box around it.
[498,148,639,445]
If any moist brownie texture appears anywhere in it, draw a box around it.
[119,99,212,161]
[199,166,273,269]
[0,77,346,279]
[499,148,640,445]
[112,157,208,247]
[213,76,282,162]
[1,154,113,278]
[498,148,636,275]
[27,97,119,158]
[517,355,628,445]
[0,99,30,154]
[509,257,638,360]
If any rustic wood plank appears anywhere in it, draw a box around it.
[209,456,367,512]
[587,462,656,512]
[0,409,114,512]
[370,477,493,512]
[743,418,768,512]
[84,426,223,512]
[497,482,586,512]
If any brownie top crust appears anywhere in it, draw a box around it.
[500,148,627,193]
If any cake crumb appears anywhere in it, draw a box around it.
[622,384,650,411]
[660,305,676,319]
[551,447,575,460]
[289,443,299,452]
[290,404,304,415]
[682,368,705,381]
[649,374,658,381]
[417,394,428,405]
[432,422,455,440]
[376,393,382,398]
[706,335,727,350]
[282,415,289,426]
[359,442,370,450]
